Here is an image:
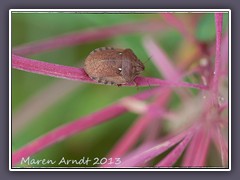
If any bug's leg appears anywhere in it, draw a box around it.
[145,79,153,90]
[109,82,115,86]
[132,80,140,91]
[132,80,138,87]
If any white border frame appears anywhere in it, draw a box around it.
[9,9,231,171]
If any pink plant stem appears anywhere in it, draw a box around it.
[143,117,162,142]
[12,54,208,89]
[143,36,191,140]
[13,21,166,56]
[221,32,229,75]
[143,37,181,81]
[12,88,155,166]
[143,36,192,102]
[156,132,193,167]
[12,105,125,166]
[117,125,198,167]
[13,80,80,134]
[211,125,228,166]
[111,112,165,159]
[182,128,200,166]
[211,13,223,94]
[182,126,210,167]
[192,129,210,166]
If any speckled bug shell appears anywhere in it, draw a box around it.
[84,47,145,85]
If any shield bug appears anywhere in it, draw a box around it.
[84,47,145,86]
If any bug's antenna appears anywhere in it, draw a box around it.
[143,55,152,65]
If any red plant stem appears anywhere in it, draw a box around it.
[12,54,208,89]
[13,21,167,56]
[12,88,155,166]
[212,13,223,93]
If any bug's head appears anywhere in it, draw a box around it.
[135,59,145,75]
[123,48,145,75]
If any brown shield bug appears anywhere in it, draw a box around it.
[84,47,145,86]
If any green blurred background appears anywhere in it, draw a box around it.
[12,12,228,167]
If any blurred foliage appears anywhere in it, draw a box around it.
[12,12,229,167]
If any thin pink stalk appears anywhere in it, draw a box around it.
[12,54,208,89]
[182,127,210,167]
[192,129,210,166]
[13,80,80,134]
[143,36,191,105]
[156,132,193,167]
[12,104,125,166]
[13,21,167,56]
[182,127,201,166]
[211,13,223,93]
[221,32,229,75]
[109,112,165,162]
[143,37,181,81]
[161,13,195,43]
[143,117,162,142]
[211,126,228,166]
[116,125,198,167]
[12,88,155,166]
